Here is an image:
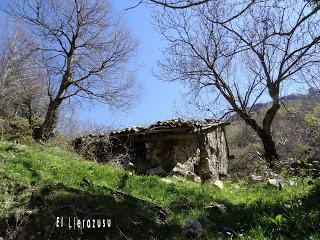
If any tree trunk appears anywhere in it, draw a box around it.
[235,110,279,168]
[35,60,72,141]
[257,129,278,168]
[35,99,61,140]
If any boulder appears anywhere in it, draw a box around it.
[205,202,227,215]
[183,219,204,238]
[172,175,185,182]
[146,166,165,175]
[213,179,224,189]
[172,163,201,183]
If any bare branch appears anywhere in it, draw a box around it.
[154,0,320,165]
[8,0,139,140]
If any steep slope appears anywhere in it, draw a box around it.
[0,141,319,239]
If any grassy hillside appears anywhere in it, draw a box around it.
[0,141,319,239]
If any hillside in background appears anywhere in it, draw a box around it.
[227,90,320,178]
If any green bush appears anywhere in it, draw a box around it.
[1,117,34,143]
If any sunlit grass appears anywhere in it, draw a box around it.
[0,141,319,239]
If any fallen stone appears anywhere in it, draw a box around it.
[172,163,188,176]
[183,218,204,238]
[251,174,265,181]
[268,178,292,188]
[160,178,173,184]
[213,179,224,189]
[289,181,297,186]
[172,175,185,182]
[172,163,201,183]
[186,171,201,183]
[146,166,165,175]
[268,178,282,188]
[269,172,279,178]
[205,202,227,215]
[125,162,135,171]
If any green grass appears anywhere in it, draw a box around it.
[0,141,319,239]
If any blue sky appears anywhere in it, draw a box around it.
[77,1,186,128]
[0,0,309,129]
[0,0,186,128]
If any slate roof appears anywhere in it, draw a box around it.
[110,118,227,136]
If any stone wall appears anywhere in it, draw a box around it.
[142,127,229,181]
[74,125,229,182]
[196,126,228,180]
[145,137,200,172]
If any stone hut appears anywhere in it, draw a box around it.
[110,118,230,182]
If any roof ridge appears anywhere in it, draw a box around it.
[110,118,226,135]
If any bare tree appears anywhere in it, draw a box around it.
[134,0,320,9]
[56,106,114,139]
[303,65,320,91]
[0,37,19,115]
[9,0,138,140]
[128,0,210,10]
[154,0,320,167]
[0,27,48,124]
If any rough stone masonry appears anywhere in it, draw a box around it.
[112,118,230,182]
[74,118,230,182]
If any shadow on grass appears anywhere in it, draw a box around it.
[0,183,181,240]
[179,184,320,239]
